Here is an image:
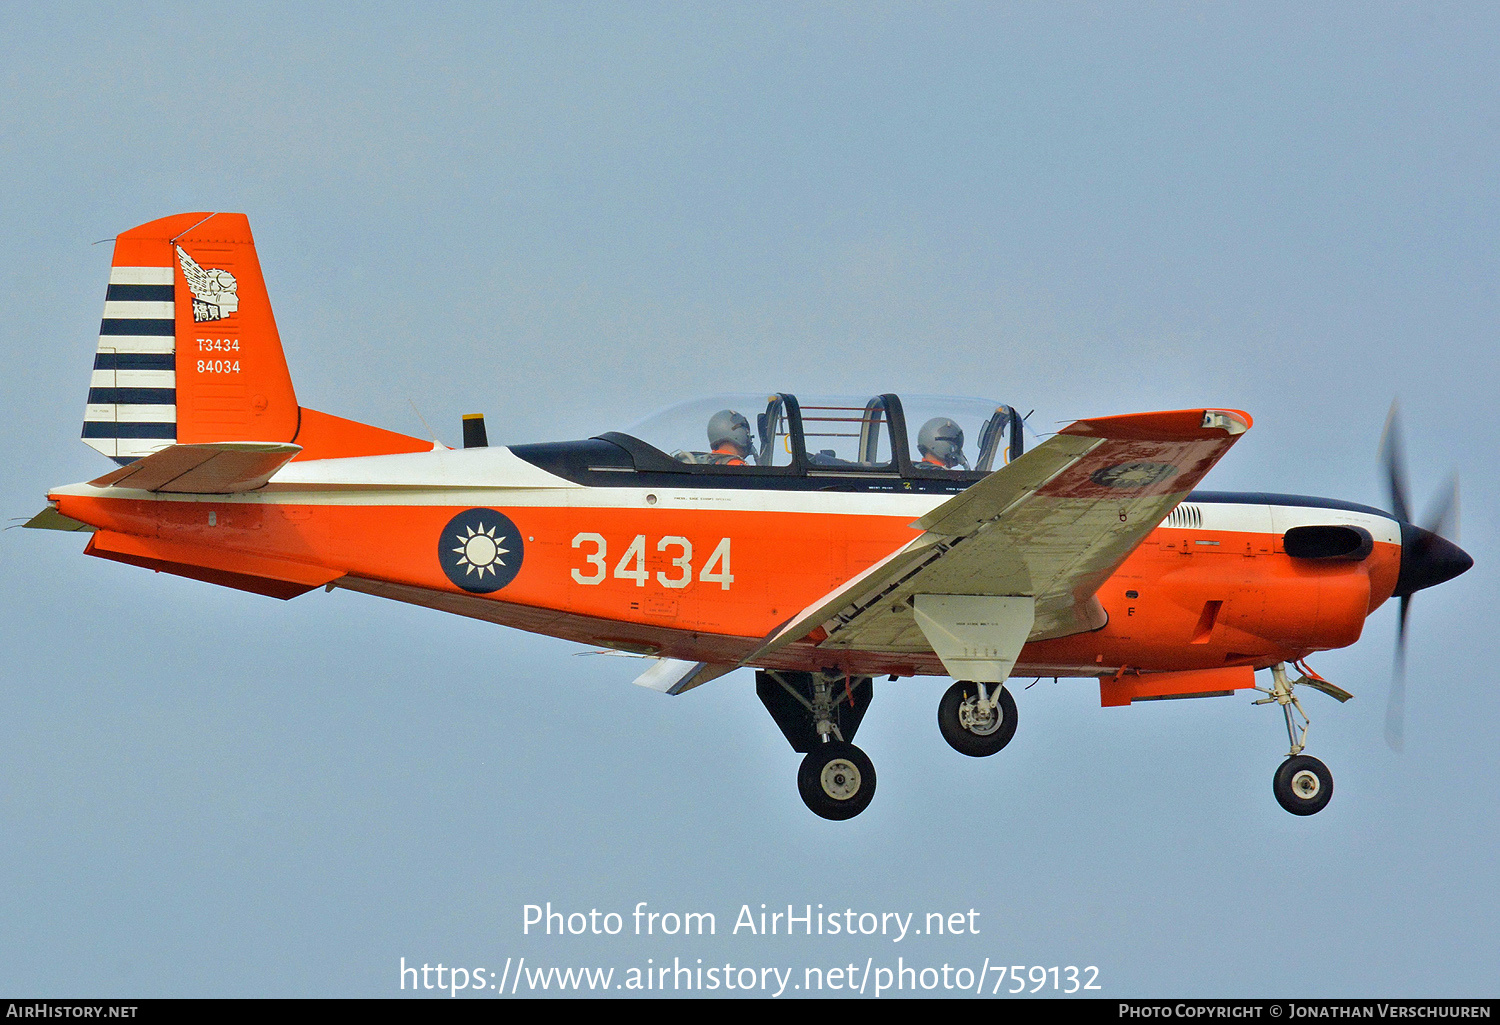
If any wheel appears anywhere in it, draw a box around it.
[797,741,877,820]
[938,682,1018,757]
[1273,755,1334,815]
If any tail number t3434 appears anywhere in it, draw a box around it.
[29,212,1473,820]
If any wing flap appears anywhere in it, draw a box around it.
[89,441,301,493]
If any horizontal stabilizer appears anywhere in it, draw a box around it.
[85,529,340,600]
[22,506,95,532]
[89,442,300,493]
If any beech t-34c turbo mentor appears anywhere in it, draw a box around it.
[28,212,1473,820]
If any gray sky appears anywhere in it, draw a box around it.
[1,2,1495,997]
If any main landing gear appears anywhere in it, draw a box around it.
[937,681,1018,757]
[756,671,1025,819]
[1254,662,1351,816]
[757,670,877,820]
[797,742,876,821]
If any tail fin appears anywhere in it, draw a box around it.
[84,212,430,464]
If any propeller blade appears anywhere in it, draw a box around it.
[1396,591,1410,662]
[1421,474,1460,543]
[1386,593,1411,752]
[1384,663,1406,753]
[1379,402,1412,524]
[1378,406,1468,754]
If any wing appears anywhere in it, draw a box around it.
[745,408,1252,679]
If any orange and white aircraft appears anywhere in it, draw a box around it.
[28,212,1472,820]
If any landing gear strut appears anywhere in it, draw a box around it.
[937,681,1017,757]
[1254,662,1348,816]
[757,670,877,820]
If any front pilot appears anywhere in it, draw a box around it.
[917,417,968,469]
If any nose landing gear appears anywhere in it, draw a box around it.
[1255,661,1351,816]
[1273,754,1334,815]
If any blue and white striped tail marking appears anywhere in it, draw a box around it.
[83,266,177,465]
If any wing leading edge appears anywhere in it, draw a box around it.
[746,408,1252,680]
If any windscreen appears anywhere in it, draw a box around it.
[625,394,783,467]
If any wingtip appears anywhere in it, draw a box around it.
[1060,408,1253,441]
[1203,409,1252,434]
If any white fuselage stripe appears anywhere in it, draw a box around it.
[59,444,1404,533]
[53,486,1403,543]
[1175,500,1400,545]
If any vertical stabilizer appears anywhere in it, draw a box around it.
[84,212,429,465]
[84,212,300,463]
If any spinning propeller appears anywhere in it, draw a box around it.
[1379,403,1472,752]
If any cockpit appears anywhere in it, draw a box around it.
[618,393,1025,478]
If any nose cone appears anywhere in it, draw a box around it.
[1394,522,1474,598]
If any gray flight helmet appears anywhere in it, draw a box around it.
[917,416,967,468]
[707,409,754,457]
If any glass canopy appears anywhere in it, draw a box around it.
[622,393,1023,476]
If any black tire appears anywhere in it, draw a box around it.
[938,682,1018,757]
[1273,755,1334,815]
[797,741,877,820]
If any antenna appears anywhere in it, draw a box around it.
[408,398,438,440]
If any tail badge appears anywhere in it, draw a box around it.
[439,509,524,593]
[176,245,239,322]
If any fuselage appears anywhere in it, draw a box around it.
[48,440,1405,680]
